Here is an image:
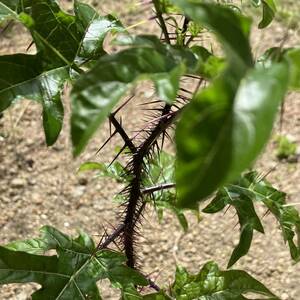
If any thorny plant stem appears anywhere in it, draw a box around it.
[109,114,137,153]
[98,224,125,250]
[152,0,171,44]
[98,183,176,249]
[142,183,176,194]
[123,154,143,268]
[99,103,180,269]
[124,103,179,268]
[97,2,191,289]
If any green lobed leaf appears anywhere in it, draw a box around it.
[176,63,288,208]
[1,226,148,299]
[229,171,300,262]
[0,0,125,146]
[0,54,68,145]
[71,39,195,156]
[27,0,82,69]
[78,161,105,172]
[6,225,95,255]
[204,187,264,267]
[204,171,300,264]
[170,262,278,299]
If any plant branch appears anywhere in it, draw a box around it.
[148,278,160,291]
[109,114,137,153]
[98,223,125,250]
[142,183,176,194]
[152,0,171,44]
[123,103,180,268]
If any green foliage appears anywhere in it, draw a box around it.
[170,261,278,299]
[0,0,124,145]
[2,226,148,299]
[143,152,195,232]
[204,171,300,265]
[0,54,67,145]
[127,261,278,299]
[79,151,193,231]
[174,0,288,208]
[1,226,280,299]
[1,0,300,298]
[79,160,131,184]
[171,0,253,72]
[204,186,264,268]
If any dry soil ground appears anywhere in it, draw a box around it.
[0,1,300,299]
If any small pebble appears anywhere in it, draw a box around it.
[11,178,26,189]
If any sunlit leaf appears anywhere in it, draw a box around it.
[74,0,124,64]
[204,187,264,267]
[176,63,288,208]
[27,0,82,69]
[0,54,68,145]
[1,226,148,299]
[230,172,300,262]
[170,262,278,299]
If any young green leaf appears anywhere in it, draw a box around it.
[176,63,288,208]
[78,161,130,183]
[229,172,300,262]
[170,262,278,299]
[204,187,264,267]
